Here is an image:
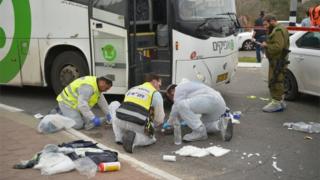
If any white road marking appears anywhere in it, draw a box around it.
[238,63,261,68]
[0,103,24,112]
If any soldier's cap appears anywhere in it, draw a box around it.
[263,14,277,22]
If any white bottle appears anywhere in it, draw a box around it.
[174,119,182,145]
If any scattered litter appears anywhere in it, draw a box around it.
[175,145,230,158]
[247,95,257,99]
[259,97,270,101]
[255,153,260,157]
[74,157,97,178]
[231,118,240,124]
[272,156,277,160]
[248,162,251,165]
[98,162,121,172]
[37,114,75,134]
[14,140,119,178]
[206,146,231,157]
[247,153,253,158]
[162,155,176,162]
[283,122,320,133]
[258,161,262,164]
[243,152,247,156]
[231,111,241,124]
[33,152,75,175]
[304,136,313,140]
[175,146,209,158]
[272,161,283,172]
[34,113,44,119]
[241,156,245,159]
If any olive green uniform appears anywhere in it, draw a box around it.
[265,24,289,101]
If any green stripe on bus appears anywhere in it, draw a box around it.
[0,0,31,83]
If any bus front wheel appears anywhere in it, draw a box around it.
[50,51,89,94]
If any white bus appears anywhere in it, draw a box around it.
[0,0,239,94]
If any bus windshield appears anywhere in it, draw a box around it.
[177,0,235,21]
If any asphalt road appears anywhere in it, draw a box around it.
[1,67,319,180]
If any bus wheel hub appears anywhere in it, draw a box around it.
[60,65,79,86]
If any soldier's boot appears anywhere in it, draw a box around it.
[183,124,208,142]
[262,99,284,113]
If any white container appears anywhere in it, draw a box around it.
[162,155,176,162]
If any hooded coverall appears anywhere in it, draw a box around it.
[168,80,227,134]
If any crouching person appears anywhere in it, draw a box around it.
[56,75,113,130]
[112,74,165,153]
[165,79,233,142]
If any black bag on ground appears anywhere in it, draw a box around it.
[85,150,118,164]
[59,140,98,148]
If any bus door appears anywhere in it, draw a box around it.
[89,0,128,94]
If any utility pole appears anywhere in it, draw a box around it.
[289,0,298,26]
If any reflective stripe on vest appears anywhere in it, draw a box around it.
[56,76,100,109]
[116,82,156,125]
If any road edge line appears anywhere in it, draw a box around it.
[63,128,181,180]
[0,103,24,112]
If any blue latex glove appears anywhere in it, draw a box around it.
[92,116,101,126]
[162,122,171,129]
[106,113,112,123]
[180,120,187,127]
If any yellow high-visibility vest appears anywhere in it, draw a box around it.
[116,82,156,125]
[56,76,100,109]
[124,82,156,110]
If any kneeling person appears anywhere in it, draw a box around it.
[56,76,113,130]
[112,74,165,153]
[166,80,233,142]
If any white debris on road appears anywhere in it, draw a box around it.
[206,146,231,157]
[34,113,44,119]
[272,161,283,172]
[247,153,253,158]
[175,145,230,158]
[175,146,209,158]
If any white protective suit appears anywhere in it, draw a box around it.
[112,92,165,147]
[58,84,110,129]
[168,80,227,133]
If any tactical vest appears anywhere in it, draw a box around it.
[116,82,156,125]
[56,76,100,109]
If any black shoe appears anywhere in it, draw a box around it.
[116,141,123,145]
[122,130,136,153]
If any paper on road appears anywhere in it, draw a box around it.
[175,145,230,158]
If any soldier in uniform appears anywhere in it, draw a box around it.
[261,15,289,112]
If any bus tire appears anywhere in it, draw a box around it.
[284,70,299,101]
[50,51,89,94]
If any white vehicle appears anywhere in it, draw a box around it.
[0,0,239,94]
[261,31,320,100]
[237,31,255,51]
